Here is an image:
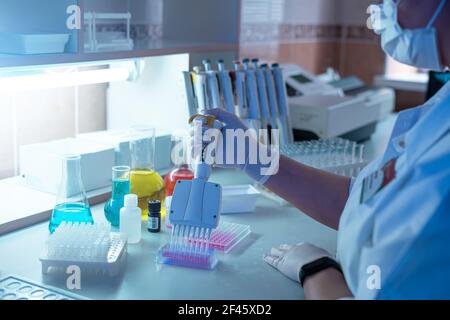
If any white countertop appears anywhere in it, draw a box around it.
[0,116,395,300]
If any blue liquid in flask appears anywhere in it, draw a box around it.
[49,203,93,233]
[104,179,130,227]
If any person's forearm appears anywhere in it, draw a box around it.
[303,268,353,300]
[252,155,350,229]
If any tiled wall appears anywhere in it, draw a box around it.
[0,84,107,179]
[240,0,386,84]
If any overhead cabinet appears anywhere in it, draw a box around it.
[0,0,240,68]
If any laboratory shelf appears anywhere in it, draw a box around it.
[0,0,240,69]
[0,42,239,69]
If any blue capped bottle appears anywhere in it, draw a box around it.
[49,154,94,233]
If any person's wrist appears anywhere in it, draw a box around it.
[299,257,342,287]
[303,266,343,288]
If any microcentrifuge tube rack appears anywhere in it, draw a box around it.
[258,138,368,206]
[0,275,87,300]
[165,222,251,253]
[39,222,127,276]
[280,138,367,177]
[157,244,218,270]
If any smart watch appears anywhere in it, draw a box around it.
[299,257,343,287]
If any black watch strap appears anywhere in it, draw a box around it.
[299,257,342,287]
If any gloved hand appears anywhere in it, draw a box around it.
[263,243,332,283]
[190,108,280,184]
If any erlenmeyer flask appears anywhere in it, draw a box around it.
[129,127,165,220]
[49,154,93,233]
[164,134,194,197]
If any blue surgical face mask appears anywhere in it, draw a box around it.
[369,0,448,71]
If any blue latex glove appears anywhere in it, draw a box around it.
[192,108,280,184]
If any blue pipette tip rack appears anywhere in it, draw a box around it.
[157,244,218,270]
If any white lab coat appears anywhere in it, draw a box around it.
[337,81,450,299]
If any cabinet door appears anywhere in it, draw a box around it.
[83,0,239,55]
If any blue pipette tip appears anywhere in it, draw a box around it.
[260,63,268,68]
[251,58,259,63]
[242,58,250,63]
[217,59,224,63]
[271,63,280,68]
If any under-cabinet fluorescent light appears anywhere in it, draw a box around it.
[0,61,140,93]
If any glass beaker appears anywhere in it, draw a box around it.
[164,134,194,197]
[49,154,94,233]
[129,127,165,220]
[104,166,131,227]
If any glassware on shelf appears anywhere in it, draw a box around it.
[129,127,165,220]
[104,166,131,227]
[49,154,94,234]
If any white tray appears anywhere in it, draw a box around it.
[0,33,70,55]
[221,184,260,214]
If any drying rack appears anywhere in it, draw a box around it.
[84,12,134,52]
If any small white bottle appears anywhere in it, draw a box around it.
[120,194,142,244]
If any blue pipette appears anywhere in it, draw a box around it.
[242,58,261,123]
[232,61,249,119]
[202,60,222,109]
[261,63,279,130]
[272,63,294,144]
[252,58,272,130]
[217,59,236,114]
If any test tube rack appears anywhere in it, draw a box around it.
[84,12,134,52]
[259,138,367,206]
[39,222,127,277]
[0,275,87,300]
[281,137,367,177]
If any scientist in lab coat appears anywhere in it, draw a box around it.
[203,0,450,299]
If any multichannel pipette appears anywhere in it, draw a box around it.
[163,114,222,269]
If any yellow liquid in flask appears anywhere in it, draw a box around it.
[130,169,166,220]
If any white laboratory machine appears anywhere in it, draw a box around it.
[283,64,395,141]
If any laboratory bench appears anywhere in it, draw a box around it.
[0,116,395,300]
